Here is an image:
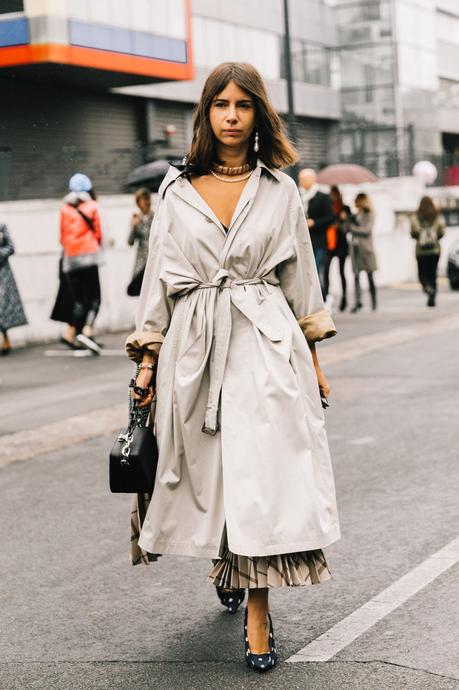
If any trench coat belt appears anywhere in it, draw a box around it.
[190,268,279,436]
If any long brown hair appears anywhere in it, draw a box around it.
[330,185,343,206]
[187,62,298,172]
[417,196,438,224]
[355,193,373,213]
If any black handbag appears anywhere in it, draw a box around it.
[109,399,158,493]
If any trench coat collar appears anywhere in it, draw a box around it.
[162,159,282,189]
[162,160,280,236]
[256,160,282,182]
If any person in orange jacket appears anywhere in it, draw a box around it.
[57,173,103,354]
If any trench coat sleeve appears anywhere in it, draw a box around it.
[125,196,174,363]
[349,211,373,237]
[0,224,14,267]
[127,223,138,246]
[278,183,337,345]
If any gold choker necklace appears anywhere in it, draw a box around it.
[212,162,251,176]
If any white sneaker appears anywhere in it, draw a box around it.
[76,333,101,355]
[325,294,335,312]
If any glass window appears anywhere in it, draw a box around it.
[280,39,331,86]
[192,17,279,80]
[340,44,393,90]
[0,0,23,13]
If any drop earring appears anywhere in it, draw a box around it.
[253,130,259,153]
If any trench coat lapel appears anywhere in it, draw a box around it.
[171,177,227,237]
[222,165,273,263]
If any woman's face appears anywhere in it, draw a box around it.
[209,80,256,151]
[137,194,151,214]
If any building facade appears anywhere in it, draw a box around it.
[1,0,340,200]
[0,0,193,199]
[335,0,459,181]
[1,0,458,201]
[119,0,340,174]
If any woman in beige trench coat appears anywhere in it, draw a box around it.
[347,193,378,312]
[125,62,340,673]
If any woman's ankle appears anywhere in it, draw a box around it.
[247,588,269,616]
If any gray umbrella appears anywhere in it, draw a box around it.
[125,159,174,192]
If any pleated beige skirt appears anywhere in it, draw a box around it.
[208,547,330,589]
[131,495,331,588]
[207,526,331,589]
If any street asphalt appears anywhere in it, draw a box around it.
[1,282,458,690]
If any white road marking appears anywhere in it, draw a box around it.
[348,436,375,446]
[319,313,459,367]
[44,349,125,357]
[0,404,126,467]
[286,535,459,663]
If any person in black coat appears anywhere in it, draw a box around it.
[323,185,350,311]
[298,169,334,297]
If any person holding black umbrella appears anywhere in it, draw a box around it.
[127,188,154,297]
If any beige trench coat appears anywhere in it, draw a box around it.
[349,211,378,273]
[125,161,340,558]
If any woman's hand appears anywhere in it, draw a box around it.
[315,366,330,399]
[132,357,157,409]
[309,344,331,399]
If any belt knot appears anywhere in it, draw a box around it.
[212,268,231,289]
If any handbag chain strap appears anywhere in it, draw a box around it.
[118,394,148,465]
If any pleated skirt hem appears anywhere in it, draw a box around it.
[208,546,331,589]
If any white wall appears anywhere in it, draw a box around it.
[1,194,142,347]
[326,176,459,291]
[2,180,458,346]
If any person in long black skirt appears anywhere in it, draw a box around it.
[323,185,350,311]
[410,196,445,307]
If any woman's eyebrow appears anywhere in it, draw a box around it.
[213,98,253,104]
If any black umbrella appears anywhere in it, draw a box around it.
[125,159,174,192]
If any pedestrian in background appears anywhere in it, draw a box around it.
[410,196,445,307]
[323,185,350,312]
[57,173,103,354]
[0,223,27,355]
[127,188,153,297]
[298,168,334,298]
[125,62,339,674]
[347,193,378,313]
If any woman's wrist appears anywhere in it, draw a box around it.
[141,351,157,365]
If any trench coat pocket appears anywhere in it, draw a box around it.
[125,330,164,363]
[298,309,337,345]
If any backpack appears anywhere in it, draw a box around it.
[418,224,437,251]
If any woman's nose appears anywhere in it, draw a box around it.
[226,106,238,122]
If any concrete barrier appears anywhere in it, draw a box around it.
[1,194,140,346]
[1,183,458,346]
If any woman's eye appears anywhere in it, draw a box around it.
[239,103,251,109]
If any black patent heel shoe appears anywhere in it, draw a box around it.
[244,607,277,672]
[216,586,245,614]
